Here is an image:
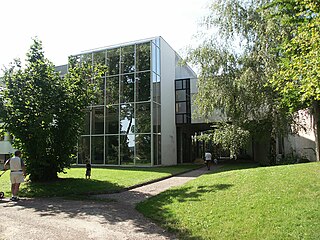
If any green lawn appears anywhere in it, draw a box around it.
[0,164,200,198]
[136,162,320,240]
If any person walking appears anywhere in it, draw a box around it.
[204,151,212,170]
[4,150,26,201]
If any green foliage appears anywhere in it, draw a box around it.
[197,124,250,158]
[267,0,320,161]
[0,38,105,181]
[187,0,289,161]
[137,162,320,239]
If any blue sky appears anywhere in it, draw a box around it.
[0,0,209,68]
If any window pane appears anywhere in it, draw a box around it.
[120,104,135,134]
[176,114,184,124]
[156,46,160,74]
[93,50,106,66]
[106,76,119,104]
[153,103,161,133]
[153,134,161,165]
[120,135,134,165]
[176,102,186,113]
[95,77,105,105]
[136,103,151,133]
[175,80,183,90]
[121,45,135,74]
[106,135,119,164]
[176,90,186,101]
[107,48,120,75]
[91,136,104,164]
[120,74,134,103]
[136,42,150,71]
[152,43,157,73]
[106,105,119,134]
[81,53,92,66]
[78,136,90,164]
[81,109,90,135]
[135,134,151,165]
[92,107,104,134]
[136,72,151,101]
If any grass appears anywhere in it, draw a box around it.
[0,164,200,198]
[136,162,320,240]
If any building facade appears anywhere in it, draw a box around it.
[58,37,198,166]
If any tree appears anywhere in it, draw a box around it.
[0,38,105,181]
[187,0,289,163]
[268,0,320,161]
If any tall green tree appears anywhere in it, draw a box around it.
[0,38,105,181]
[188,0,289,163]
[268,0,320,161]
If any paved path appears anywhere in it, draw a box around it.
[0,166,211,240]
[94,166,209,206]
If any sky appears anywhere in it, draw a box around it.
[0,0,209,68]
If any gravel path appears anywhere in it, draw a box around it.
[0,166,211,240]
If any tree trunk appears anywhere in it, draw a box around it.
[313,100,320,162]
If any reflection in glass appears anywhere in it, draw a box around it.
[120,104,135,134]
[81,109,90,135]
[81,53,92,66]
[135,134,151,165]
[152,74,160,103]
[92,107,104,134]
[106,135,119,164]
[136,103,151,133]
[152,43,157,73]
[96,77,105,105]
[120,135,134,165]
[176,90,186,101]
[93,51,106,66]
[106,105,119,134]
[136,72,150,101]
[121,45,135,74]
[153,134,161,165]
[78,136,90,164]
[153,103,161,133]
[107,48,120,75]
[91,136,104,164]
[106,76,119,104]
[176,102,186,113]
[136,42,150,71]
[120,74,134,103]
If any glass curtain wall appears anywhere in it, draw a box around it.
[77,38,161,166]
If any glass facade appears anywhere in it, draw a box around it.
[76,38,161,166]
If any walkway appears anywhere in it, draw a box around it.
[0,166,211,240]
[94,166,209,206]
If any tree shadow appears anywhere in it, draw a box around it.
[19,178,124,198]
[1,196,176,239]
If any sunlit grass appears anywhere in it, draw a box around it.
[136,162,320,240]
[0,164,200,198]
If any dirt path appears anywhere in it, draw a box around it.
[0,166,211,240]
[0,198,175,240]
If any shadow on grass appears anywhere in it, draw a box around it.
[136,183,233,239]
[19,178,123,198]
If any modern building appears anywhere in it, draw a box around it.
[0,36,316,169]
[56,36,213,166]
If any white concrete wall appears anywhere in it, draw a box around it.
[159,38,177,165]
[284,110,316,161]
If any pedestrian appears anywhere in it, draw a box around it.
[4,150,26,201]
[204,150,212,170]
[85,161,91,179]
